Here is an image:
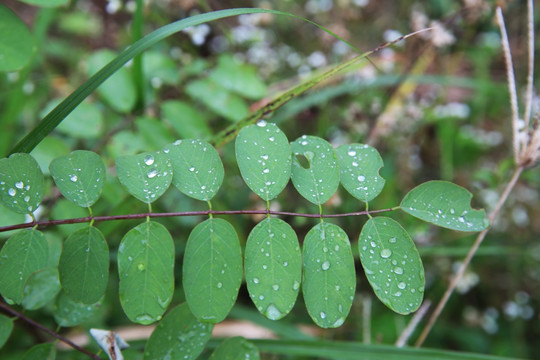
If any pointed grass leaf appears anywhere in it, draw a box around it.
[116,151,173,203]
[0,153,44,214]
[19,0,68,7]
[291,136,339,205]
[400,181,489,232]
[183,218,242,323]
[245,218,301,320]
[337,144,385,202]
[164,139,223,201]
[59,226,109,304]
[0,314,13,349]
[22,267,61,310]
[209,337,260,360]
[49,150,106,207]
[236,121,291,201]
[0,5,35,72]
[0,229,48,303]
[53,291,102,327]
[302,223,356,328]
[118,221,174,324]
[22,343,56,360]
[359,217,424,314]
[144,303,213,360]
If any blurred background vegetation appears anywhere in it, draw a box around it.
[0,0,539,359]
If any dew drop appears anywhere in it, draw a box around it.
[137,263,145,271]
[380,249,392,258]
[320,312,326,319]
[15,181,24,189]
[321,261,330,270]
[189,167,195,172]
[333,317,345,327]
[272,284,279,291]
[8,188,16,196]
[70,175,78,182]
[257,119,267,127]
[394,267,403,275]
[357,175,365,182]
[265,304,282,320]
[147,169,158,178]
[217,282,223,289]
[293,281,300,290]
[144,155,154,165]
[389,237,397,243]
[398,282,406,289]
[348,150,356,156]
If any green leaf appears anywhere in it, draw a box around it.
[245,218,301,320]
[53,291,102,327]
[209,54,267,100]
[400,180,489,232]
[0,229,48,303]
[235,121,291,201]
[22,267,61,310]
[41,100,103,139]
[144,303,213,360]
[183,218,242,323]
[0,5,35,72]
[358,217,425,314]
[143,51,181,86]
[116,151,173,203]
[161,100,212,139]
[46,233,63,268]
[59,226,109,304]
[86,49,136,113]
[19,0,68,7]
[290,136,339,205]
[0,153,44,214]
[209,337,260,360]
[336,144,385,202]
[118,221,174,324]
[0,314,14,349]
[50,199,88,236]
[302,223,356,328]
[0,202,25,239]
[50,150,106,207]
[135,116,176,151]
[30,136,70,175]
[22,343,56,360]
[165,139,223,201]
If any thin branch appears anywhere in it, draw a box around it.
[0,207,395,233]
[395,300,431,347]
[0,301,101,360]
[414,165,524,347]
[524,0,535,128]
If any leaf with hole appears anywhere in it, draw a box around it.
[59,226,109,304]
[236,121,291,201]
[337,144,385,202]
[50,150,106,207]
[0,229,48,304]
[0,5,35,72]
[144,303,213,360]
[245,217,301,320]
[0,314,13,349]
[21,267,61,310]
[359,217,424,314]
[291,136,339,205]
[183,218,242,323]
[116,151,173,203]
[400,180,489,232]
[302,223,356,328]
[165,139,223,201]
[118,221,174,325]
[0,153,44,214]
[53,291,103,327]
[209,336,260,360]
[22,343,56,360]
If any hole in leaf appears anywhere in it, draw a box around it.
[295,154,310,169]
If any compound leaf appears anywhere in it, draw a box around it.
[0,153,44,214]
[209,337,260,360]
[183,218,242,323]
[53,291,102,327]
[336,144,385,202]
[59,226,109,304]
[359,217,424,314]
[302,223,355,328]
[49,150,106,207]
[245,218,301,320]
[236,121,291,201]
[144,303,213,360]
[291,136,339,205]
[0,5,35,72]
[0,314,13,349]
[165,139,223,201]
[400,181,489,232]
[116,151,173,203]
[21,267,61,310]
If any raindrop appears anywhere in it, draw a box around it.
[333,317,345,327]
[147,169,158,178]
[266,304,282,320]
[24,196,30,202]
[263,168,270,174]
[253,278,259,284]
[398,282,406,289]
[389,237,397,243]
[144,155,154,166]
[137,263,145,271]
[8,188,16,196]
[189,167,195,172]
[357,175,365,182]
[217,282,223,289]
[272,284,279,291]
[394,267,404,275]
[70,175,78,182]
[321,261,330,270]
[15,181,23,189]
[257,120,267,127]
[380,249,392,258]
[293,281,300,290]
[320,312,326,319]
[348,150,356,156]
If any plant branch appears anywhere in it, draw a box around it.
[524,0,535,127]
[395,300,431,347]
[0,301,101,360]
[0,207,395,233]
[413,165,524,347]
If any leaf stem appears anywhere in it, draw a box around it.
[207,201,213,219]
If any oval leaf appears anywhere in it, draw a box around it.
[0,229,48,303]
[400,180,489,232]
[0,314,14,349]
[118,221,174,324]
[183,218,242,323]
[291,136,339,205]
[116,151,173,203]
[165,139,223,201]
[359,217,425,314]
[53,291,102,327]
[0,5,35,72]
[59,226,109,304]
[302,222,356,328]
[144,303,213,360]
[336,144,385,202]
[50,150,106,207]
[22,343,56,360]
[22,267,61,310]
[0,153,44,214]
[235,121,291,201]
[245,217,301,320]
[209,336,260,360]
